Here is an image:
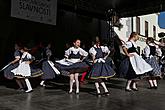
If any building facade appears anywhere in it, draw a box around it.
[114,13,165,55]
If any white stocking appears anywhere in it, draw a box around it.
[100,82,108,92]
[126,80,132,90]
[75,73,79,93]
[149,80,154,87]
[25,78,32,92]
[95,82,100,94]
[153,80,158,87]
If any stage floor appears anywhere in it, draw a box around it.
[0,78,165,110]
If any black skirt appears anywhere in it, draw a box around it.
[119,57,139,80]
[3,63,19,80]
[41,60,57,80]
[89,61,116,79]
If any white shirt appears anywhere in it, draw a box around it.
[89,45,110,56]
[65,47,88,58]
[123,40,137,49]
[144,43,162,57]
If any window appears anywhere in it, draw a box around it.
[145,21,148,37]
[153,25,156,39]
[136,17,140,34]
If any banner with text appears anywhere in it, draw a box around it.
[11,0,57,25]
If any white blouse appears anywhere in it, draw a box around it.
[89,45,110,56]
[123,40,137,49]
[144,43,162,57]
[20,52,32,62]
[65,47,88,58]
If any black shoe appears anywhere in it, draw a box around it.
[103,92,110,96]
[96,93,102,97]
[17,88,25,92]
[76,91,79,94]
[40,84,46,87]
[68,90,73,94]
[147,86,154,89]
[132,88,138,91]
[153,86,158,89]
[25,89,33,93]
[125,89,132,92]
[68,92,73,94]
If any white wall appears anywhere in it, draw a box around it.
[115,13,165,55]
[159,28,165,33]
[133,13,165,40]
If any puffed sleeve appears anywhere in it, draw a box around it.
[156,47,162,57]
[27,53,32,60]
[101,46,110,54]
[89,47,97,56]
[79,48,88,57]
[123,41,132,49]
[64,47,72,58]
[14,50,21,59]
[144,45,150,58]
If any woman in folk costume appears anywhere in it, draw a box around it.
[56,39,89,94]
[11,47,43,93]
[159,38,165,76]
[40,43,60,87]
[3,43,26,91]
[144,37,162,89]
[88,37,116,96]
[119,32,152,91]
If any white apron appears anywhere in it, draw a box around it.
[11,52,31,77]
[129,52,153,75]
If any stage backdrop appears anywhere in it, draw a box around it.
[11,0,57,25]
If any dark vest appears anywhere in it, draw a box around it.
[21,54,31,62]
[127,43,138,54]
[149,45,156,56]
[69,51,81,59]
[94,47,104,59]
